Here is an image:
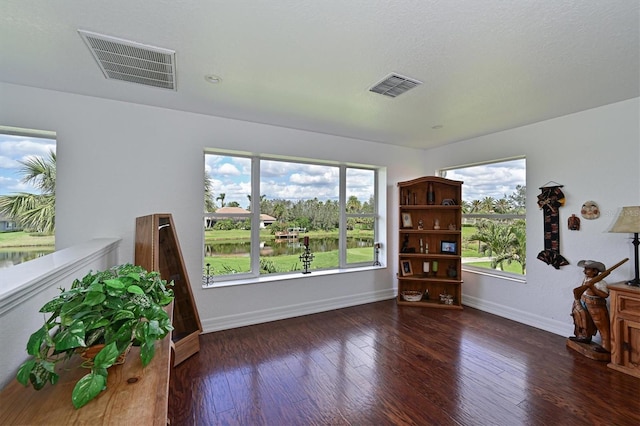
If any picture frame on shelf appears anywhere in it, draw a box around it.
[401,212,413,228]
[400,260,413,276]
[440,240,457,254]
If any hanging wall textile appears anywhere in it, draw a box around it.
[537,184,569,269]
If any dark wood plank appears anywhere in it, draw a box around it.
[169,301,640,426]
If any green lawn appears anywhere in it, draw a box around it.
[0,231,54,248]
[3,226,524,276]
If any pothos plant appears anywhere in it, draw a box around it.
[16,264,174,408]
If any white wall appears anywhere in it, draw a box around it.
[1,82,425,335]
[0,239,120,387]
[1,81,638,346]
[423,98,640,336]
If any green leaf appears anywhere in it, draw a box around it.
[49,372,59,385]
[134,321,149,343]
[127,285,144,295]
[54,321,86,350]
[39,297,65,313]
[140,340,155,367]
[59,297,84,320]
[93,341,120,369]
[26,326,48,356]
[147,319,162,337]
[126,271,142,280]
[83,291,106,306]
[104,278,124,289]
[86,282,104,293]
[112,320,135,343]
[29,363,53,390]
[112,310,135,322]
[104,297,124,310]
[72,372,106,409]
[86,318,110,331]
[16,360,36,385]
[85,327,105,346]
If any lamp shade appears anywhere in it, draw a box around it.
[610,206,640,286]
[609,206,640,233]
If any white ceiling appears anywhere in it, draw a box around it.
[1,0,638,149]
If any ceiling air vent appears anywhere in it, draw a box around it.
[369,73,422,98]
[78,30,176,90]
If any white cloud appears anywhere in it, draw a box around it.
[445,159,525,202]
[217,163,241,176]
[0,134,56,196]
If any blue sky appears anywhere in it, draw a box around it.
[204,154,525,208]
[0,139,522,203]
[0,133,57,196]
[205,154,375,208]
[443,158,526,202]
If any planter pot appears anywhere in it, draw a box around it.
[77,343,132,368]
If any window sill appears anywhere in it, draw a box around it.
[203,264,387,289]
[462,265,526,284]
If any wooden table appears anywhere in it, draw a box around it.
[0,329,172,425]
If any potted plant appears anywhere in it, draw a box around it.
[16,264,174,408]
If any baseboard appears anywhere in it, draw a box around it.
[201,291,574,337]
[462,294,573,337]
[201,288,396,333]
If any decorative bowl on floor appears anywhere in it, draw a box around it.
[401,290,423,302]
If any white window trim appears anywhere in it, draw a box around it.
[438,157,526,280]
[204,151,385,285]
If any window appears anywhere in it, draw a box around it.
[0,127,56,270]
[203,152,380,283]
[440,158,526,276]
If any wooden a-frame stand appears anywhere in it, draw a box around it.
[135,213,203,366]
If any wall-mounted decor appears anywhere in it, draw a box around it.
[581,201,600,219]
[568,214,581,230]
[537,182,569,269]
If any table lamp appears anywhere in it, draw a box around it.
[609,206,640,286]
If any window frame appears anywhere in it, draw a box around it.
[438,157,526,281]
[204,150,383,285]
[0,126,57,269]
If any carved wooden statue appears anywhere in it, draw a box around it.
[567,258,628,360]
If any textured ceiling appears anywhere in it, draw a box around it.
[1,0,638,149]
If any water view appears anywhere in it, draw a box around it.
[204,235,375,277]
[205,237,372,257]
[0,249,55,269]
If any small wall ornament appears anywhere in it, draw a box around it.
[568,214,580,231]
[581,201,600,219]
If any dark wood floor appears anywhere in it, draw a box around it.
[169,300,639,426]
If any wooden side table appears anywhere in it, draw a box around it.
[0,305,173,424]
[607,283,640,378]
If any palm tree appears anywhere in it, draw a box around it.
[0,150,56,234]
[508,220,527,273]
[469,220,517,270]
[480,196,495,213]
[494,198,510,214]
[216,193,226,208]
[204,173,215,212]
